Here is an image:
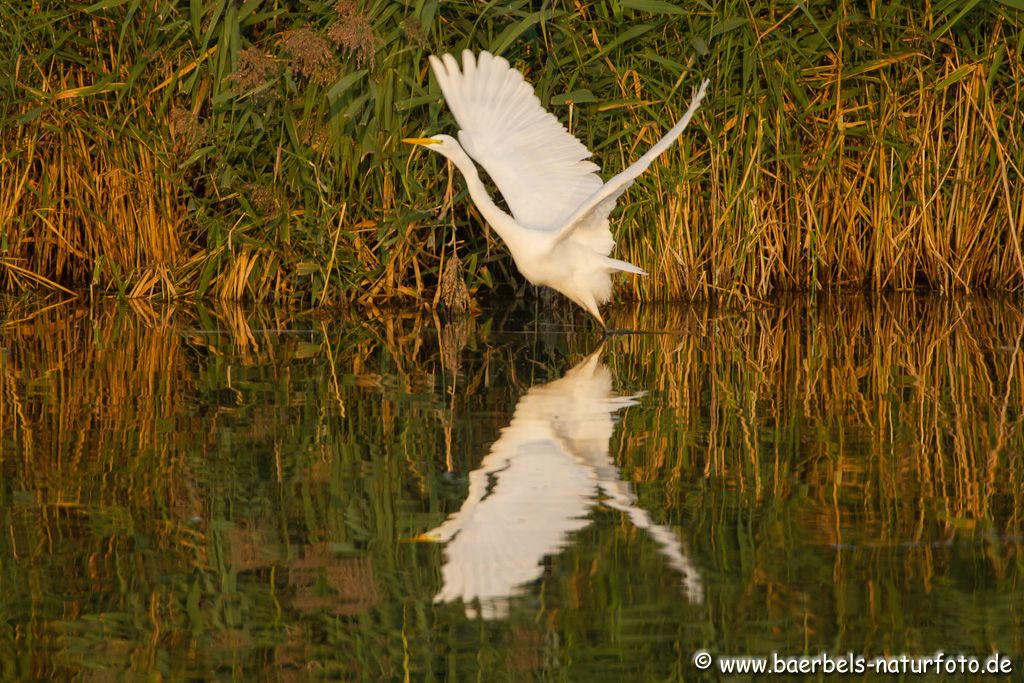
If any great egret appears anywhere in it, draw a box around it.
[416,347,703,619]
[404,50,709,326]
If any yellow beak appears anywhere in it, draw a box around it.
[402,137,439,145]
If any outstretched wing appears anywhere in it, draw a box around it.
[553,79,710,246]
[429,50,603,231]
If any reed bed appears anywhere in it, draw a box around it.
[1,2,1022,306]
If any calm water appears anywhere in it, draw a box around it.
[1,296,1022,680]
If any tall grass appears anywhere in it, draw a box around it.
[1,1,1022,304]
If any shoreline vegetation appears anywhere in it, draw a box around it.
[2,1,1023,308]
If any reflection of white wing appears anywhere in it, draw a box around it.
[431,443,594,619]
[421,347,703,619]
[599,483,705,605]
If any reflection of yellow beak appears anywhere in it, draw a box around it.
[402,137,439,145]
[402,532,442,542]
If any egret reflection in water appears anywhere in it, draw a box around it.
[419,347,703,619]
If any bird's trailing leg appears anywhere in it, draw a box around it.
[577,295,605,330]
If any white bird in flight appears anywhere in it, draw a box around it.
[404,50,709,327]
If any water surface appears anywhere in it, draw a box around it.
[1,296,1022,680]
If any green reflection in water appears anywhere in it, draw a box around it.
[1,296,1022,680]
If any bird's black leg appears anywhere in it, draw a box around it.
[599,316,633,337]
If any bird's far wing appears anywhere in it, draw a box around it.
[429,50,603,230]
[551,79,710,246]
[597,480,704,604]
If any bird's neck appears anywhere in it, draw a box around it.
[445,150,524,251]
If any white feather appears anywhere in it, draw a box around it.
[430,50,603,230]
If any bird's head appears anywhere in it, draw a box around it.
[402,134,461,160]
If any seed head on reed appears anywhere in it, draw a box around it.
[440,253,470,314]
[328,0,381,68]
[245,182,280,216]
[169,106,207,155]
[282,28,336,86]
[300,119,330,151]
[229,47,278,94]
[400,16,427,50]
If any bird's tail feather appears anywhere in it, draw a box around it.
[604,256,646,275]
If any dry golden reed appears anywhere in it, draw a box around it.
[1,2,1022,306]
